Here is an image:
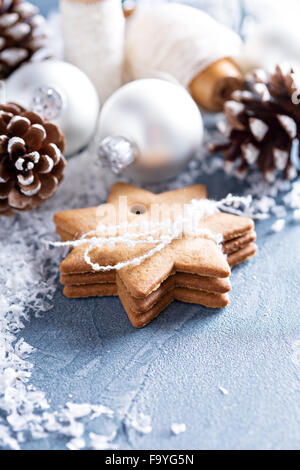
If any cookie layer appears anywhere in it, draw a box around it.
[121,287,229,329]
[228,243,257,267]
[61,270,232,295]
[122,291,174,329]
[223,230,257,255]
[61,271,116,285]
[174,288,230,309]
[116,275,174,314]
[63,283,117,298]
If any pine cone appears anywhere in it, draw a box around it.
[0,0,49,79]
[0,103,66,216]
[211,65,300,183]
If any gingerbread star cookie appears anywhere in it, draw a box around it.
[54,183,257,328]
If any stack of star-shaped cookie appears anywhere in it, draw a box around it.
[54,184,257,328]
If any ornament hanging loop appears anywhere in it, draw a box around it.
[30,85,64,121]
[98,136,137,175]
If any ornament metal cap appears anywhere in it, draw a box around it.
[98,136,137,175]
[30,85,64,121]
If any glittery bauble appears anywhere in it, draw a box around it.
[97,79,204,183]
[6,60,100,157]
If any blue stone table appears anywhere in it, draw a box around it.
[15,0,300,450]
[33,0,58,16]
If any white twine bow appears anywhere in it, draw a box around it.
[47,194,253,272]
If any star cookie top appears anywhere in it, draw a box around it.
[54,183,254,298]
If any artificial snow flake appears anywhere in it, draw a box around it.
[90,404,114,420]
[127,413,152,435]
[271,205,287,219]
[89,432,118,451]
[293,209,300,220]
[171,423,186,435]
[66,437,86,451]
[0,424,20,450]
[66,403,92,419]
[271,219,286,232]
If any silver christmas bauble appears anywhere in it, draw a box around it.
[6,60,100,157]
[97,79,203,183]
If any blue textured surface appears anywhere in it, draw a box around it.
[18,0,300,450]
[32,0,58,16]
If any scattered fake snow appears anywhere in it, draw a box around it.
[127,413,152,435]
[0,151,114,450]
[171,423,186,435]
[271,219,286,233]
[66,437,86,451]
[89,432,118,451]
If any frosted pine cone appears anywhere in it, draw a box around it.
[0,103,66,216]
[211,65,300,183]
[0,0,49,79]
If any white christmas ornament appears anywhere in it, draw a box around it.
[60,0,125,103]
[97,79,204,184]
[6,60,100,157]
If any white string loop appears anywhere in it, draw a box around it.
[47,195,253,272]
